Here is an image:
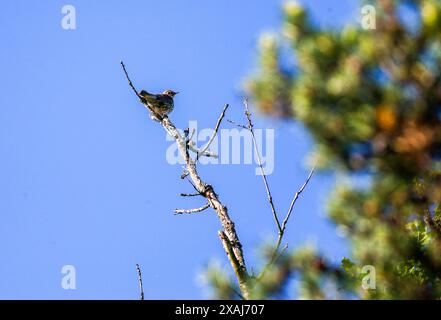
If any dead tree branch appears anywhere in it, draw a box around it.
[179,192,201,197]
[121,61,249,299]
[174,203,210,215]
[218,231,249,298]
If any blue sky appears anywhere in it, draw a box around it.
[0,0,359,299]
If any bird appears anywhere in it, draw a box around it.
[138,89,179,120]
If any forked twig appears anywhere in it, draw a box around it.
[275,165,315,251]
[242,98,282,233]
[233,98,315,281]
[258,167,315,280]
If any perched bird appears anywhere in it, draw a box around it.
[138,89,179,120]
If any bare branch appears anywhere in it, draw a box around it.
[234,98,315,281]
[135,264,144,300]
[227,119,248,129]
[179,192,201,197]
[197,104,230,159]
[120,61,140,97]
[218,231,249,299]
[121,62,249,298]
[275,165,315,251]
[188,128,196,141]
[174,203,210,215]
[160,114,246,272]
[242,98,282,233]
[180,169,190,179]
[185,176,199,192]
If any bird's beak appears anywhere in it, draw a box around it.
[174,91,180,95]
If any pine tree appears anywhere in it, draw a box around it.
[206,0,441,299]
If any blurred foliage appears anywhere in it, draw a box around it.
[205,0,441,299]
[202,245,357,299]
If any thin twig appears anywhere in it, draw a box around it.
[197,104,230,159]
[185,176,199,192]
[120,60,167,125]
[135,264,144,300]
[120,61,140,97]
[227,119,248,129]
[242,98,282,233]
[181,170,190,179]
[188,128,196,141]
[179,192,201,197]
[184,128,191,162]
[174,203,210,215]
[275,165,315,251]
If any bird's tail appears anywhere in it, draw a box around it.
[139,90,153,97]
